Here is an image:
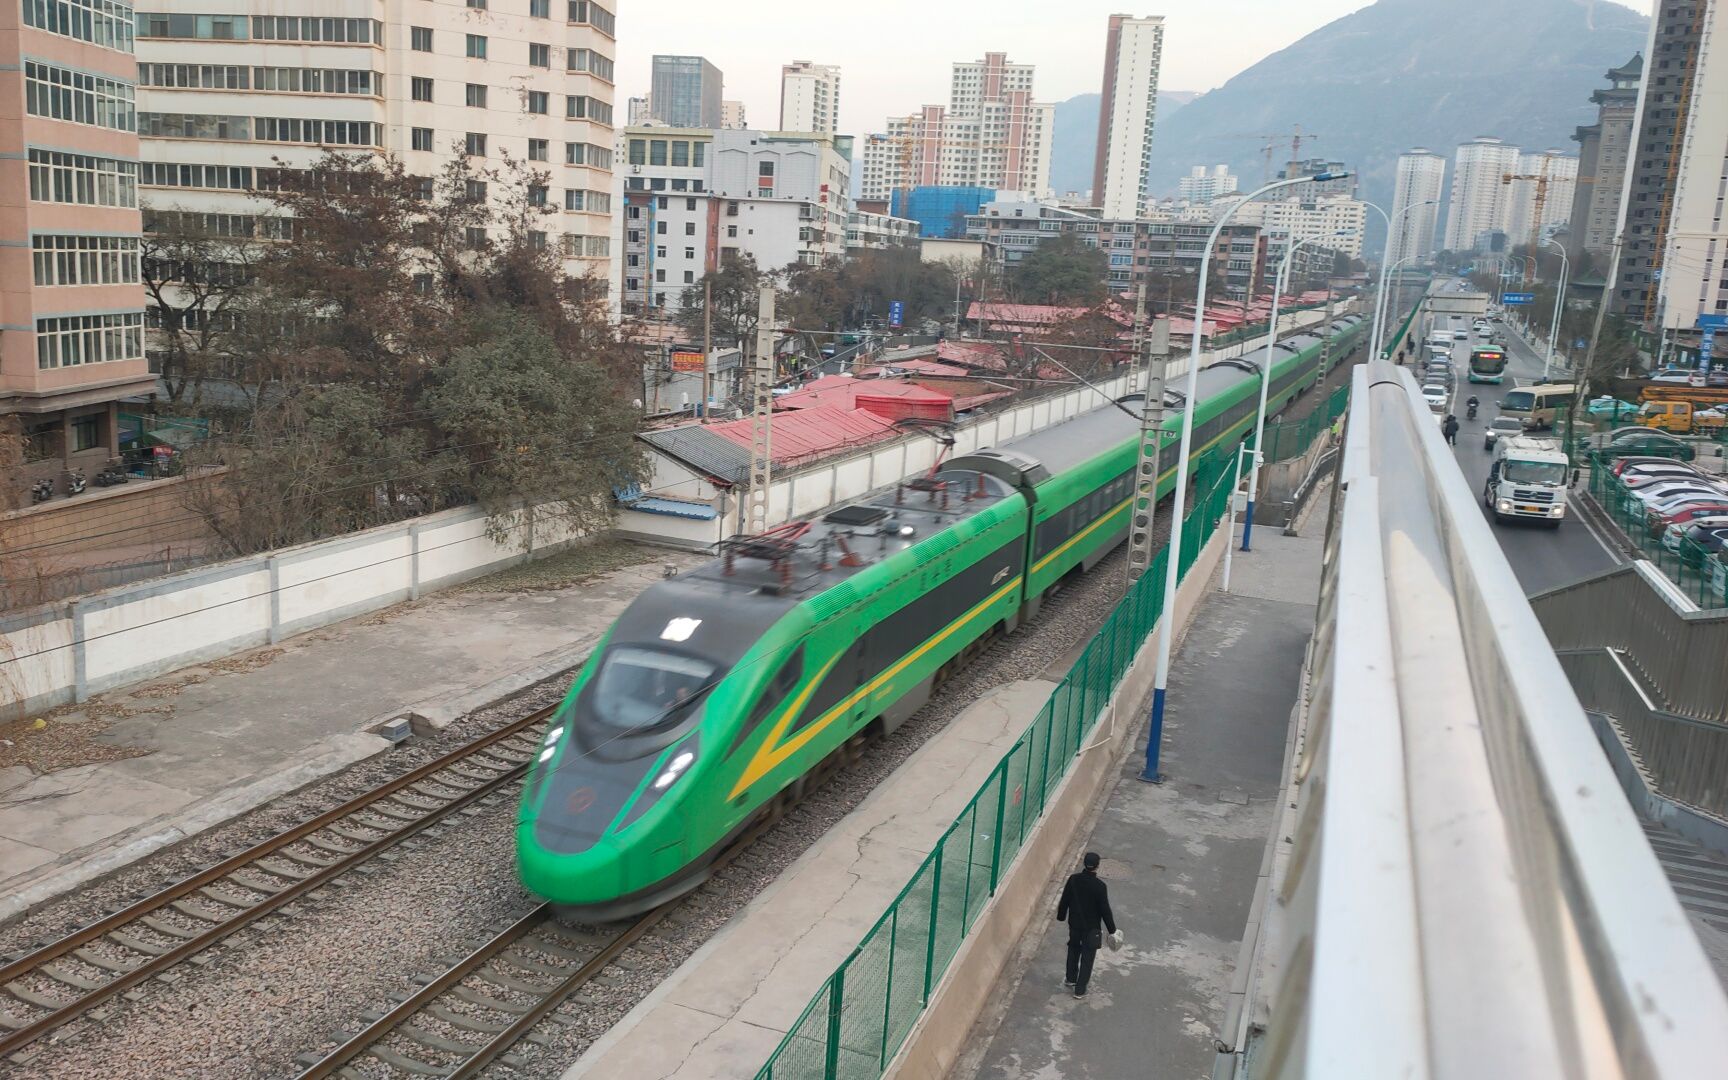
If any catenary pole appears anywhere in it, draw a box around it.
[1141,170,1348,783]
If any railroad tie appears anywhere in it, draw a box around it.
[423,1003,508,1034]
[474,969,557,996]
[365,1044,453,1076]
[138,915,201,939]
[365,802,427,825]
[71,947,142,975]
[398,1023,483,1056]
[447,985,531,1014]
[5,982,76,1011]
[105,932,169,957]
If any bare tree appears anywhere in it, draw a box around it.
[140,210,258,408]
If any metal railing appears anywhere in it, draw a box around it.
[755,449,1243,1080]
[1553,648,1728,817]
[1229,362,1728,1078]
[1532,559,1728,725]
[1262,385,1349,464]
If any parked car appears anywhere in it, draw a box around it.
[1649,367,1706,386]
[1638,490,1728,518]
[1648,502,1728,535]
[1621,464,1706,489]
[1484,416,1524,448]
[1629,478,1727,504]
[1602,429,1697,461]
[1610,453,1694,476]
[1421,384,1449,410]
[1669,523,1728,563]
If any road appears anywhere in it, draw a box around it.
[1424,300,1623,595]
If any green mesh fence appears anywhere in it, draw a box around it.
[1261,385,1350,464]
[754,425,1325,1080]
[1587,452,1728,610]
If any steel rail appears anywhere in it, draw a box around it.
[0,703,558,1058]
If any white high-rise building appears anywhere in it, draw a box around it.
[1178,165,1238,204]
[1442,136,1523,252]
[1390,149,1446,264]
[628,95,653,126]
[1656,1,1728,331]
[133,1,618,282]
[1092,14,1164,219]
[1505,149,1578,249]
[1224,196,1367,259]
[779,60,840,134]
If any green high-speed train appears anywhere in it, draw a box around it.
[517,313,1364,917]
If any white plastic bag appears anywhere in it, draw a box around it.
[1105,929,1124,952]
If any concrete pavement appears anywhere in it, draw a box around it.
[953,528,1323,1080]
[0,547,701,921]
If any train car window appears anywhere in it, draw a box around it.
[591,646,715,732]
[726,644,804,756]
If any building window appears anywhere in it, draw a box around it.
[655,245,666,257]
[727,224,737,237]
[249,116,378,145]
[529,230,547,250]
[528,184,548,206]
[246,68,377,95]
[411,127,433,152]
[566,48,614,81]
[465,226,486,249]
[466,34,487,59]
[466,0,486,7]
[412,77,433,102]
[656,196,667,210]
[566,1,616,36]
[136,12,245,39]
[465,179,487,202]
[565,189,584,210]
[411,25,431,51]
[25,0,137,52]
[565,96,613,123]
[528,138,548,161]
[529,0,549,15]
[466,83,487,108]
[686,198,697,211]
[25,61,136,133]
[465,132,486,156]
[136,64,249,90]
[251,16,380,43]
[693,143,705,167]
[32,235,141,286]
[671,141,689,167]
[35,311,145,369]
[656,221,667,235]
[684,246,695,259]
[529,42,550,68]
[139,161,257,190]
[655,268,665,282]
[527,91,549,114]
[650,140,668,166]
[627,139,645,165]
[70,414,102,453]
[683,270,694,284]
[685,222,696,236]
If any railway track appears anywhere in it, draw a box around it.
[293,902,660,1079]
[0,705,557,1061]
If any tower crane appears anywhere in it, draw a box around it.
[1501,157,1557,286]
[1228,126,1321,182]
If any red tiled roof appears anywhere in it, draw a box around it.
[966,302,1133,328]
[936,340,1008,372]
[774,375,951,413]
[861,358,971,378]
[705,404,900,462]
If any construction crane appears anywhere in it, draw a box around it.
[1229,125,1321,183]
[1501,158,1558,285]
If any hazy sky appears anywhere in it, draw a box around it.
[618,0,1643,133]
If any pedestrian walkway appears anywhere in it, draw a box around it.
[0,545,701,920]
[954,528,1323,1080]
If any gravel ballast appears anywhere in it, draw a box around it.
[9,517,1173,1079]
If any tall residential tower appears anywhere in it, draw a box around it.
[1091,14,1164,219]
[1442,136,1521,252]
[1390,149,1445,265]
[650,54,721,128]
[1567,54,1641,262]
[779,60,840,135]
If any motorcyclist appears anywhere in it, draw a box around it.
[1466,394,1480,419]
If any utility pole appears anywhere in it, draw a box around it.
[747,286,776,536]
[701,278,712,423]
[1127,287,1172,582]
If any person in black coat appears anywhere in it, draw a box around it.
[1442,413,1459,445]
[1056,851,1116,998]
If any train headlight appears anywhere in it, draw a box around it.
[543,725,565,746]
[538,746,556,763]
[652,746,699,790]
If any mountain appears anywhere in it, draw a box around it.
[1145,0,1648,241]
[1050,90,1201,198]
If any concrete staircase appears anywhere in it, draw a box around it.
[1642,820,1728,987]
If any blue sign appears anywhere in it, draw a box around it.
[1698,314,1728,330]
[889,300,904,328]
[1502,291,1535,305]
[1574,338,1588,349]
[1702,329,1716,367]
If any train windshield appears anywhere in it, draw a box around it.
[590,646,716,732]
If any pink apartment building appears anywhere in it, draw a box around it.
[1,0,151,492]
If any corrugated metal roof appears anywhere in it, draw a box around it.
[776,376,951,413]
[627,496,718,520]
[638,424,754,485]
[707,405,900,462]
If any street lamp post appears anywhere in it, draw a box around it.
[1541,238,1569,382]
[1363,198,1439,373]
[1373,253,1421,361]
[1241,228,1358,551]
[1141,170,1349,784]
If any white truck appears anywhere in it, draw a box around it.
[1483,435,1570,527]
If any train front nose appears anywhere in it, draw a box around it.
[515,821,627,906]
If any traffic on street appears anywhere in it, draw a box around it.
[1419,291,1625,595]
